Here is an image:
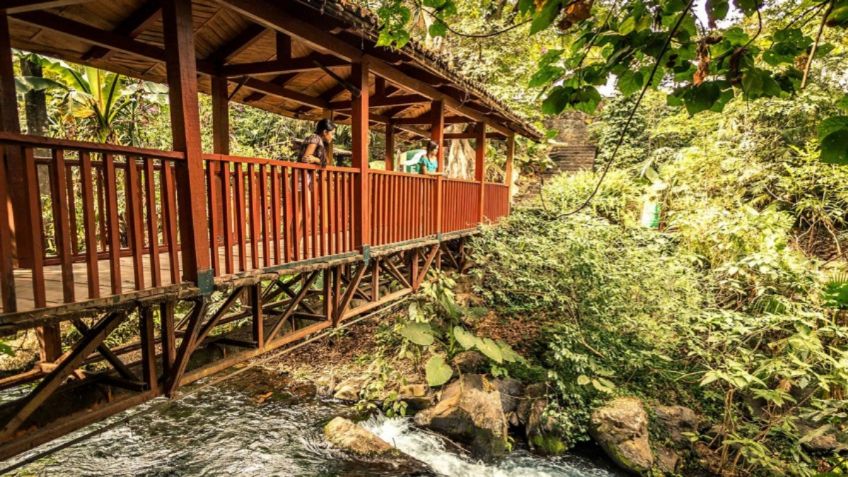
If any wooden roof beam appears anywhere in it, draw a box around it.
[329,93,427,111]
[444,131,507,140]
[205,22,266,65]
[80,1,161,61]
[392,114,473,125]
[3,0,91,13]
[220,53,345,77]
[217,0,513,136]
[242,77,328,109]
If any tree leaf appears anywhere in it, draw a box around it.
[617,70,643,96]
[530,0,562,35]
[475,337,504,363]
[425,355,453,386]
[820,129,848,165]
[577,374,591,386]
[818,116,848,141]
[400,321,435,346]
[683,81,721,115]
[453,326,476,350]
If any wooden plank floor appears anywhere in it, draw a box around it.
[8,237,334,313]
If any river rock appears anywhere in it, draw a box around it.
[413,374,509,458]
[654,405,698,448]
[399,383,433,411]
[451,350,487,373]
[324,417,395,456]
[333,376,369,402]
[494,378,524,415]
[589,397,654,474]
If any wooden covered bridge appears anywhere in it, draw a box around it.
[0,0,540,459]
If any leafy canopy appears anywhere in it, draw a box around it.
[371,0,848,163]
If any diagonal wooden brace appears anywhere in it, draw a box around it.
[0,310,128,441]
[165,297,208,397]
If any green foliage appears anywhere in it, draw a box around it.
[470,90,848,474]
[425,354,453,386]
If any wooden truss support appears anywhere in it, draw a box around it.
[164,298,208,397]
[333,263,366,326]
[266,270,319,341]
[0,310,128,440]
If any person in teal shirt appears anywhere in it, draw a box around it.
[401,140,440,174]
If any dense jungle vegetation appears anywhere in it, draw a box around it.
[7,0,848,474]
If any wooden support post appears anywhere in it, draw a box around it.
[165,298,207,396]
[475,121,486,223]
[431,100,444,235]
[323,267,334,322]
[250,283,264,349]
[385,123,394,171]
[505,133,515,214]
[0,13,34,270]
[160,301,176,376]
[0,14,18,312]
[351,60,370,249]
[162,0,212,289]
[140,306,158,394]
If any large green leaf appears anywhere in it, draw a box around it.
[400,321,435,346]
[497,340,524,363]
[475,337,504,363]
[453,326,476,350]
[425,355,453,387]
[820,129,848,165]
[683,81,721,115]
[818,116,848,140]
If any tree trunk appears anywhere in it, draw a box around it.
[20,57,47,136]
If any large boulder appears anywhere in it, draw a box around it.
[590,397,654,474]
[414,374,509,458]
[398,383,434,411]
[324,417,395,456]
[654,405,698,449]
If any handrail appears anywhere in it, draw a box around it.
[443,177,480,184]
[0,131,186,160]
[369,169,439,179]
[203,152,359,173]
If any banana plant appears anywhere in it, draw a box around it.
[15,55,141,143]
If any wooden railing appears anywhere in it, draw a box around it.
[0,133,512,314]
[369,170,438,246]
[0,133,185,313]
[483,182,510,223]
[442,179,481,233]
[203,154,358,275]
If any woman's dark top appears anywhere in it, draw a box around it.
[298,134,326,166]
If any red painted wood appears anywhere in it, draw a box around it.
[0,145,17,312]
[65,163,79,257]
[292,168,301,261]
[162,0,211,283]
[50,149,74,302]
[259,164,270,267]
[351,61,370,248]
[283,167,293,262]
[103,153,122,294]
[22,147,45,307]
[271,165,281,264]
[144,159,161,287]
[234,164,246,271]
[161,163,180,284]
[221,162,234,273]
[206,161,220,275]
[79,151,99,298]
[126,157,145,289]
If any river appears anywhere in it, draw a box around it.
[2,377,625,476]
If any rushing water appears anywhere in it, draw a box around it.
[2,379,624,476]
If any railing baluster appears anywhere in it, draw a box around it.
[259,164,269,267]
[247,163,259,269]
[283,167,293,263]
[79,152,99,298]
[292,168,301,261]
[22,146,46,307]
[271,165,281,264]
[144,159,161,287]
[50,149,74,303]
[103,154,123,294]
[65,161,79,258]
[206,161,220,275]
[234,164,246,271]
[161,162,180,284]
[126,157,145,290]
[221,161,234,274]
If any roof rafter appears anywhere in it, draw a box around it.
[4,0,91,14]
[205,22,266,65]
[220,53,345,77]
[80,1,161,61]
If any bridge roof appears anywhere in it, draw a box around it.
[6,0,542,141]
